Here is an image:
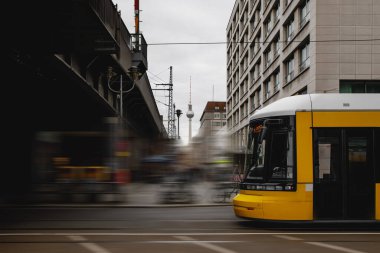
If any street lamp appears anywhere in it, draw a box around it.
[176,109,182,139]
[107,66,140,121]
[106,66,141,189]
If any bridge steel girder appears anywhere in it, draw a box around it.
[1,0,166,203]
[5,0,164,137]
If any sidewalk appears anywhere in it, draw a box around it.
[1,180,237,208]
[122,180,236,207]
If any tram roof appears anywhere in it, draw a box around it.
[250,93,380,120]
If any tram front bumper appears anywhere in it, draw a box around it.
[233,191,313,221]
[233,193,264,219]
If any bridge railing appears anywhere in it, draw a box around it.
[131,33,147,59]
[120,19,132,50]
[89,0,119,42]
[89,0,147,72]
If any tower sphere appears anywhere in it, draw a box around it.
[186,110,194,118]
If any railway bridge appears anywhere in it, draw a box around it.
[2,0,166,202]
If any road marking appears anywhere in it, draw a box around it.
[139,240,242,244]
[67,235,111,253]
[67,235,86,242]
[274,235,303,241]
[78,242,112,253]
[175,236,238,253]
[1,232,380,236]
[160,219,239,222]
[305,242,367,253]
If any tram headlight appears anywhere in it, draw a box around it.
[285,185,293,190]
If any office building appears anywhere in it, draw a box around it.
[226,0,380,152]
[199,101,227,137]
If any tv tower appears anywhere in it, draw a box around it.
[186,76,194,142]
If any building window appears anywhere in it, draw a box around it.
[214,112,220,119]
[285,56,295,83]
[295,87,307,95]
[251,12,258,29]
[213,121,221,127]
[240,79,248,98]
[257,87,262,105]
[264,49,272,68]
[249,43,255,61]
[253,64,258,80]
[274,72,280,92]
[240,105,245,118]
[300,42,310,71]
[254,34,261,55]
[273,36,281,57]
[264,80,271,99]
[340,80,380,93]
[250,94,256,111]
[243,32,249,50]
[254,61,260,80]
[264,17,272,38]
[286,18,294,43]
[300,0,310,27]
[273,3,280,23]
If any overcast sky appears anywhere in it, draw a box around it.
[113,0,235,145]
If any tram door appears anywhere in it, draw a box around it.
[313,128,375,220]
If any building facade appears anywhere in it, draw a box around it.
[199,101,227,137]
[226,0,380,152]
[190,101,228,164]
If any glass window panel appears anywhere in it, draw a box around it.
[315,134,340,183]
[269,132,288,180]
[367,82,380,93]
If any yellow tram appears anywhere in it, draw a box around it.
[233,94,380,221]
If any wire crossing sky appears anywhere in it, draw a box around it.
[146,38,380,45]
[113,0,235,145]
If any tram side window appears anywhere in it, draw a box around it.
[247,139,265,180]
[269,131,288,179]
[315,135,340,182]
[245,123,264,179]
[244,130,255,173]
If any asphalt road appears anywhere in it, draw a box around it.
[0,206,380,253]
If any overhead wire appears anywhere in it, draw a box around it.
[146,38,380,46]
[147,69,168,83]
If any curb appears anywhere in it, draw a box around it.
[0,203,232,208]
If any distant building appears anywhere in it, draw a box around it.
[188,101,228,166]
[199,101,227,137]
[226,0,380,153]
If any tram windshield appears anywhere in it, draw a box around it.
[244,116,295,189]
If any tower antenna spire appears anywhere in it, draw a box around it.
[186,76,194,142]
[189,76,192,104]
